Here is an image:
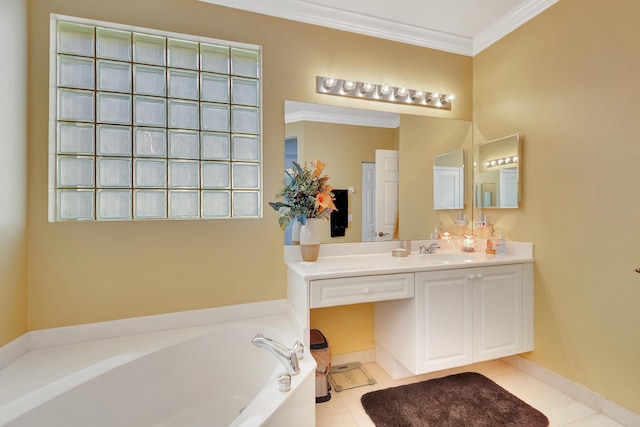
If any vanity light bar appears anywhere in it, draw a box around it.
[485,156,518,168]
[316,76,454,110]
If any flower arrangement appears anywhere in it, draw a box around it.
[269,159,337,229]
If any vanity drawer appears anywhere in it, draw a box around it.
[310,273,414,308]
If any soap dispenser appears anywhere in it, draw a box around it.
[485,226,496,254]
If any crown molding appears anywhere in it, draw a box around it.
[473,0,560,55]
[198,0,473,56]
[199,0,558,57]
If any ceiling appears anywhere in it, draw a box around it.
[198,0,558,56]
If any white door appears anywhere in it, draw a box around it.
[375,149,399,241]
[473,264,523,362]
[361,162,376,242]
[415,270,473,373]
[434,166,463,210]
[499,168,518,208]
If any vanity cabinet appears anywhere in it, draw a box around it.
[375,263,532,378]
[286,243,534,380]
[414,269,473,373]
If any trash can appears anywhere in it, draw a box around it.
[310,329,332,403]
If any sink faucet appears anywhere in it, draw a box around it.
[419,243,441,254]
[251,334,300,375]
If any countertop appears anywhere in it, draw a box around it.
[285,241,534,281]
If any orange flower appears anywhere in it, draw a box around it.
[316,192,336,211]
[312,158,325,177]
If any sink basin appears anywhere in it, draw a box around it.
[420,253,476,261]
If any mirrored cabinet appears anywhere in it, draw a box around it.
[473,134,520,209]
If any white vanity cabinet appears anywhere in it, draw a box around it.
[413,268,474,373]
[374,263,533,378]
[285,242,534,380]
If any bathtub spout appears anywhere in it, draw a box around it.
[251,334,300,376]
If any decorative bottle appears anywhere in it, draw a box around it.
[495,231,507,255]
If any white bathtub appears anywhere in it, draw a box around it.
[0,314,315,427]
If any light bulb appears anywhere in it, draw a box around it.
[342,80,356,92]
[361,82,375,94]
[322,77,337,90]
[396,87,408,98]
[379,84,392,97]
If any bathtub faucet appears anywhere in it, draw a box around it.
[251,334,300,376]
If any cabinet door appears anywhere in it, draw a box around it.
[415,270,473,373]
[473,264,523,361]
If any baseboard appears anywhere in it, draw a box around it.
[504,356,640,427]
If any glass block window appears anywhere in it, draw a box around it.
[50,17,262,221]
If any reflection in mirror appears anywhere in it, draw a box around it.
[434,149,464,210]
[284,101,399,244]
[284,101,473,244]
[474,134,520,209]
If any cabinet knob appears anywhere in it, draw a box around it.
[468,274,476,280]
[476,274,483,279]
[363,287,370,294]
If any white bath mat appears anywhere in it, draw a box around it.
[328,362,376,392]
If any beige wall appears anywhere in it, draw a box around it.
[0,0,28,347]
[27,0,472,330]
[285,121,397,244]
[474,0,640,414]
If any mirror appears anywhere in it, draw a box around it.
[284,101,472,243]
[473,134,520,209]
[434,149,465,210]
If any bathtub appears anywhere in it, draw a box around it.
[0,313,315,427]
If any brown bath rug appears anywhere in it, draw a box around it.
[361,372,549,427]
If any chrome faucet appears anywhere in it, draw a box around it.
[251,334,300,376]
[420,243,441,254]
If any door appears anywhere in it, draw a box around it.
[472,264,523,361]
[499,168,518,208]
[434,166,463,209]
[375,149,399,241]
[415,270,473,373]
[361,162,376,242]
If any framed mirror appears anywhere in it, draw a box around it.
[473,134,520,209]
[434,149,464,210]
[284,101,473,243]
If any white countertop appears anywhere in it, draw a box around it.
[285,240,533,280]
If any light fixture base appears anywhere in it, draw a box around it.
[316,76,453,110]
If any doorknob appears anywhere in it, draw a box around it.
[378,232,389,237]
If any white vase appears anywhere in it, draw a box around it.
[299,218,320,262]
[291,220,301,245]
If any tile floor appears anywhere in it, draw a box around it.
[315,359,625,427]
